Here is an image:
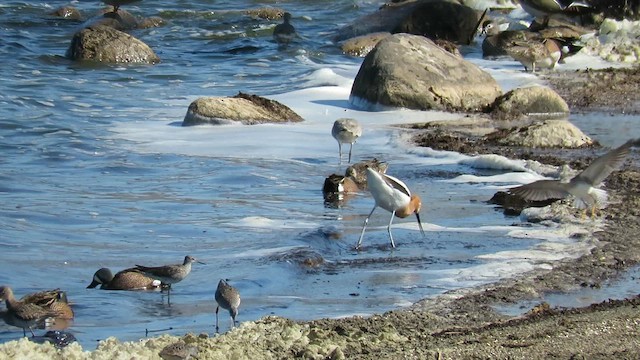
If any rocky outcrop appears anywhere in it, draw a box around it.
[492,120,593,148]
[49,6,83,21]
[182,92,304,126]
[66,25,160,64]
[349,33,501,112]
[340,32,391,57]
[490,86,569,120]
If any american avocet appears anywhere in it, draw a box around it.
[102,0,141,13]
[87,267,162,291]
[356,167,425,249]
[0,286,61,337]
[215,279,241,332]
[332,118,362,164]
[135,255,204,302]
[273,12,297,44]
[510,138,640,217]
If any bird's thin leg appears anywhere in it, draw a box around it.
[215,306,220,332]
[348,143,353,163]
[356,206,377,250]
[230,315,235,328]
[387,211,396,248]
[29,327,35,337]
[338,143,343,165]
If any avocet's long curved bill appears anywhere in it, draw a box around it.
[416,212,425,237]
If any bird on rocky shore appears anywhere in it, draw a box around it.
[215,279,241,332]
[273,12,297,44]
[517,0,592,19]
[159,340,199,360]
[87,267,163,291]
[0,286,60,337]
[505,38,562,72]
[509,138,640,216]
[135,256,204,302]
[332,118,363,164]
[102,0,141,13]
[357,167,425,250]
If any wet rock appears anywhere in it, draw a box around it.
[350,33,501,112]
[66,25,160,64]
[30,330,77,349]
[245,7,286,20]
[138,16,165,29]
[394,0,482,45]
[49,6,83,21]
[340,32,391,57]
[182,92,304,126]
[491,119,593,148]
[483,29,542,58]
[490,85,569,120]
[268,248,326,270]
[86,9,141,31]
[333,1,421,41]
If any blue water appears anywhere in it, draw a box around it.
[0,0,638,350]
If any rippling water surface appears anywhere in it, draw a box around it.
[0,0,638,349]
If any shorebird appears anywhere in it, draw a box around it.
[135,256,204,301]
[273,12,297,44]
[19,289,74,321]
[509,138,640,216]
[0,286,59,337]
[215,279,241,332]
[356,167,425,250]
[518,0,592,19]
[87,267,162,291]
[505,38,561,72]
[332,118,363,164]
[159,340,199,360]
[102,0,141,13]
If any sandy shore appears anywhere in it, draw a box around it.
[1,69,640,359]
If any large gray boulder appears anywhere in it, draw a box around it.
[66,25,159,64]
[349,33,501,112]
[182,92,304,126]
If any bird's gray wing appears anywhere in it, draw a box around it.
[381,173,411,197]
[574,138,639,186]
[509,180,570,201]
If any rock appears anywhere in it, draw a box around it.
[340,32,391,57]
[138,16,165,29]
[245,7,285,20]
[350,33,501,112]
[66,25,160,64]
[49,6,83,21]
[490,85,569,120]
[494,119,593,148]
[87,9,141,31]
[182,92,304,126]
[333,1,421,42]
[393,0,483,45]
[483,30,542,58]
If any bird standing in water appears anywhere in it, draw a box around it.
[135,255,204,303]
[509,138,640,217]
[215,279,241,332]
[273,12,297,44]
[357,167,425,250]
[332,118,363,164]
[0,286,60,337]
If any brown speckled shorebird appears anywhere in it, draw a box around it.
[332,118,363,164]
[87,267,163,291]
[215,279,241,332]
[135,256,204,302]
[505,39,561,73]
[20,288,74,321]
[159,340,199,360]
[102,0,141,13]
[0,286,59,337]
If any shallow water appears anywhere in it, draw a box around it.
[0,0,638,350]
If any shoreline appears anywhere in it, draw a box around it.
[2,69,640,358]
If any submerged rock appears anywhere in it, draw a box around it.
[492,119,593,148]
[182,92,304,126]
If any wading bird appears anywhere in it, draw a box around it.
[215,279,241,332]
[332,118,362,164]
[357,167,425,249]
[135,256,204,303]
